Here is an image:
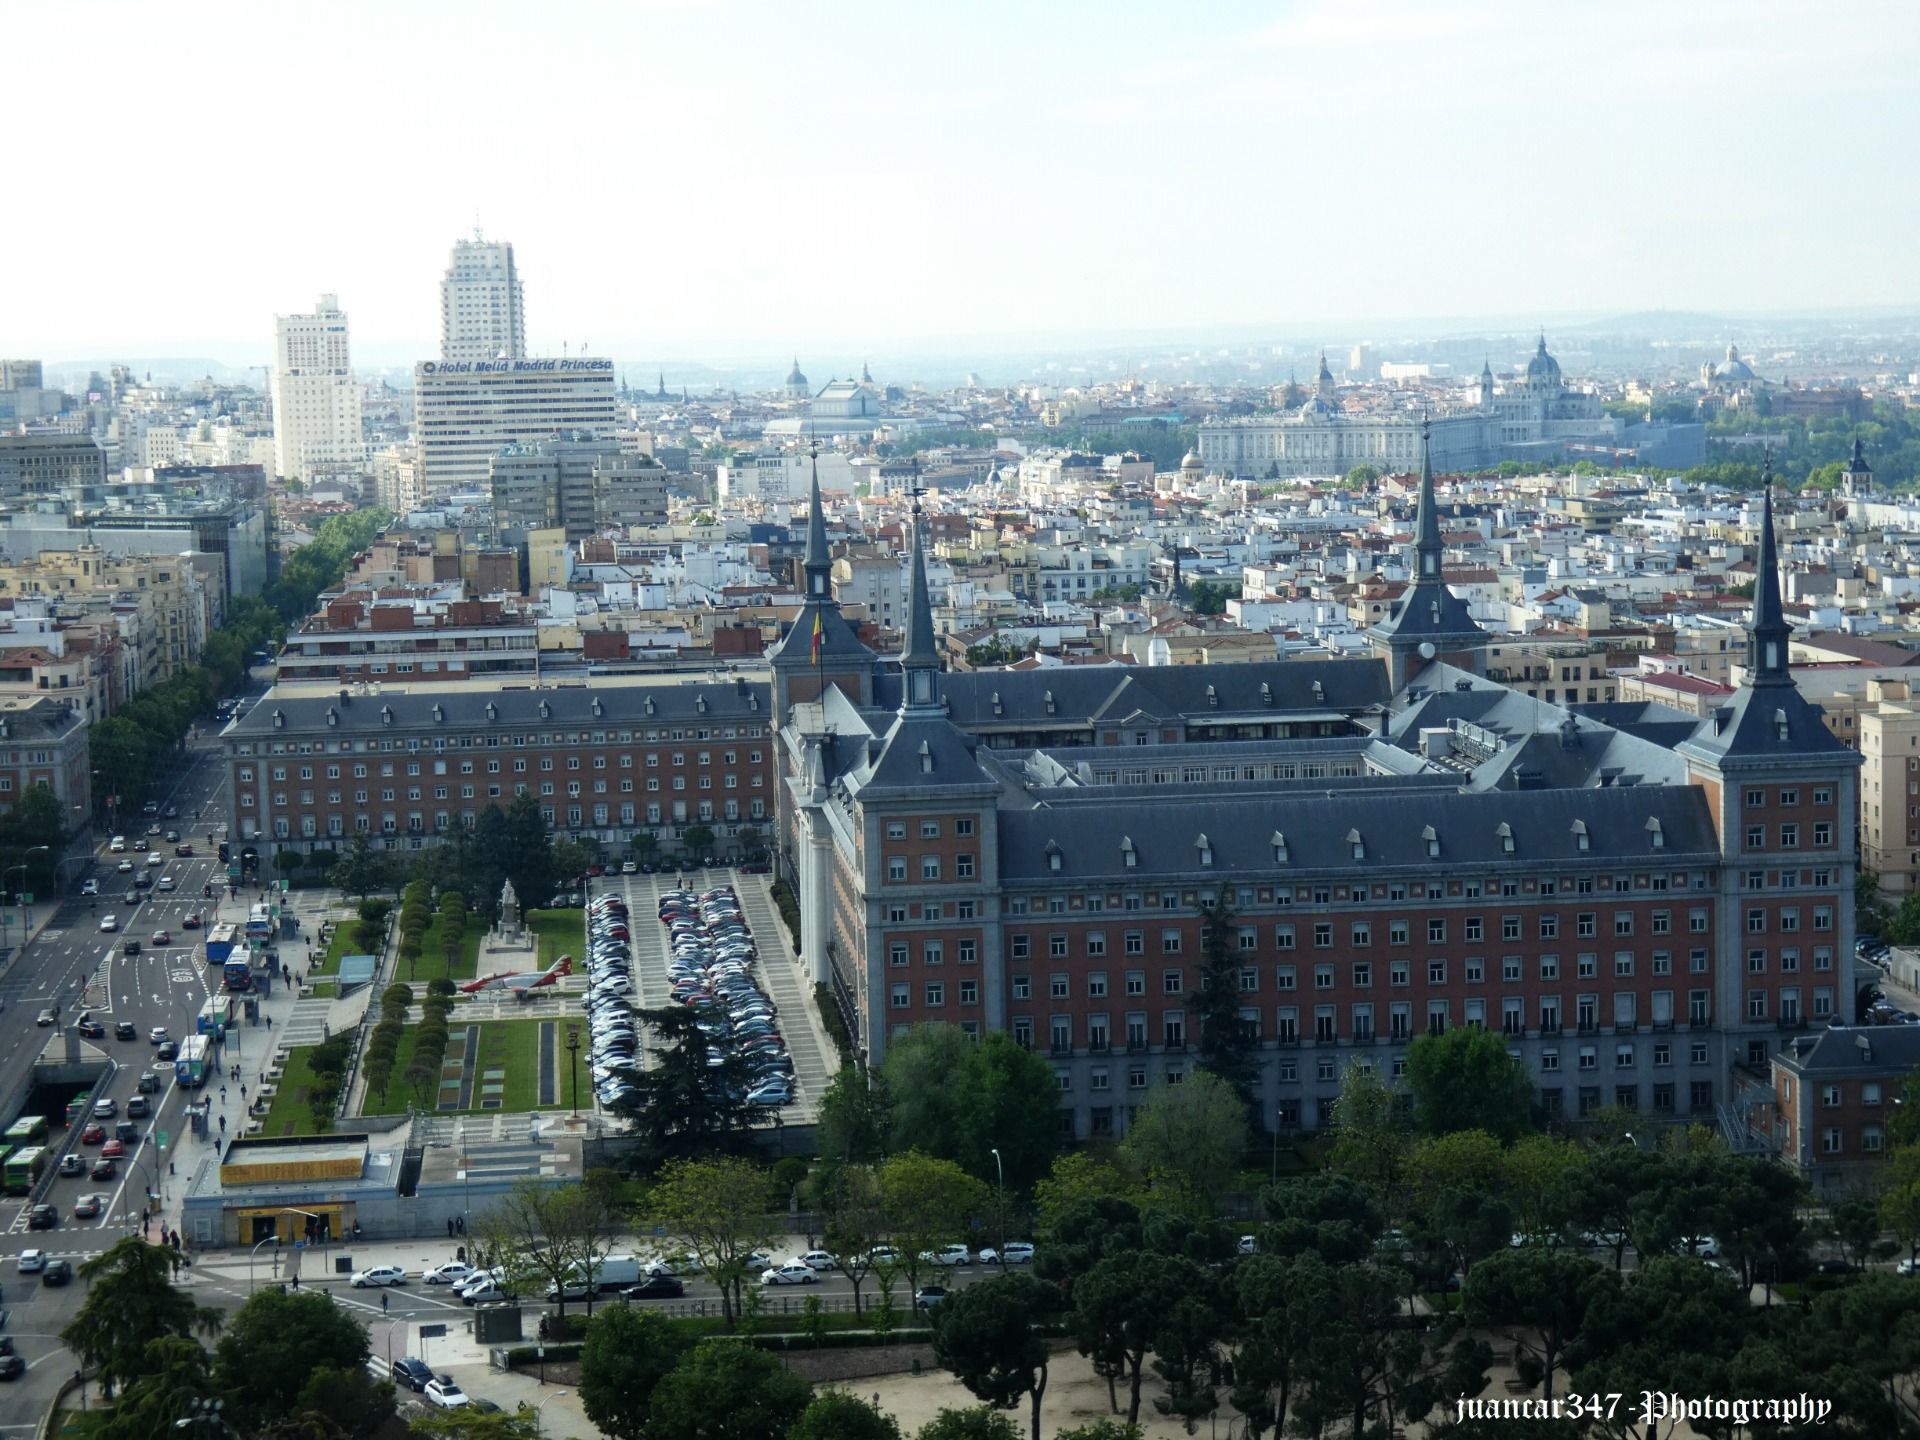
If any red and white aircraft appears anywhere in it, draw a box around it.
[461,955,573,998]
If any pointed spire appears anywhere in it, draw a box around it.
[1748,458,1791,686]
[803,439,831,600]
[1413,415,1442,582]
[900,487,941,711]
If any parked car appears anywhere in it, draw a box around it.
[981,1241,1035,1266]
[421,1261,476,1286]
[925,1244,973,1268]
[423,1377,469,1409]
[390,1357,434,1392]
[351,1265,407,1288]
[799,1250,838,1271]
[915,1284,949,1310]
[760,1261,818,1286]
[621,1274,686,1301]
[0,1354,24,1381]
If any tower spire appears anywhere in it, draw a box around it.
[803,437,831,600]
[1413,415,1443,581]
[900,478,940,712]
[1748,459,1792,686]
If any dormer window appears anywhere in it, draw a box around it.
[1571,819,1589,852]
[919,740,933,775]
[592,697,604,718]
[1647,817,1665,850]
[381,705,394,726]
[1206,685,1218,709]
[1347,828,1364,861]
[992,692,1003,717]
[538,700,551,720]
[1312,680,1325,703]
[1774,707,1789,742]
[1120,836,1138,869]
[1497,821,1515,854]
[1196,833,1213,867]
[645,696,656,717]
[272,709,285,729]
[1422,824,1439,859]
[326,708,338,727]
[1260,683,1272,707]
[484,701,498,721]
[431,703,444,724]
[1270,830,1288,864]
[1044,691,1056,716]
[1046,839,1063,872]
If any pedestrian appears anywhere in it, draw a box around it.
[241,1084,248,1099]
[266,1014,273,1029]
[381,1292,389,1312]
[291,1272,299,1289]
[168,1161,174,1176]
[447,1218,455,1238]
[220,1086,227,1101]
[219,1115,227,1134]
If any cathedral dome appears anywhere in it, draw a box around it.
[1525,335,1561,384]
[1297,395,1335,417]
[1715,343,1755,382]
[786,357,809,387]
[1180,448,1203,472]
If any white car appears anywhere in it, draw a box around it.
[422,1378,469,1409]
[145,852,163,866]
[17,1250,46,1273]
[100,915,119,932]
[156,876,175,892]
[421,1261,476,1286]
[644,1252,703,1277]
[80,879,99,896]
[981,1241,1035,1266]
[799,1250,838,1272]
[109,836,126,853]
[760,1261,818,1286]
[924,1244,973,1267]
[350,1265,407,1288]
[460,1280,511,1305]
[1897,1257,1920,1277]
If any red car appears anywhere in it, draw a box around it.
[80,1123,106,1144]
[100,1139,125,1159]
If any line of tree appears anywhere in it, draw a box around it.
[263,507,392,622]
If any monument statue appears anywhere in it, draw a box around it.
[498,878,521,938]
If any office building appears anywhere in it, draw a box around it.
[767,453,1861,1145]
[271,294,364,482]
[414,360,619,495]
[441,233,526,365]
[487,432,665,544]
[0,434,107,500]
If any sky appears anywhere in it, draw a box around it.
[7,0,1917,367]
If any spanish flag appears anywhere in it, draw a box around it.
[810,610,823,665]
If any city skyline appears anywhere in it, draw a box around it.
[5,0,1915,361]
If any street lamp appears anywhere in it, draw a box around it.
[6,844,50,954]
[249,1235,281,1293]
[529,1392,564,1439]
[989,1146,1005,1259]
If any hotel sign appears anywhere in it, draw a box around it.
[421,359,612,375]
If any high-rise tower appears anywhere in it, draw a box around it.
[271,293,362,481]
[440,232,526,364]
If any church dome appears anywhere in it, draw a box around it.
[1525,335,1561,383]
[1715,343,1755,382]
[1181,448,1203,471]
[1298,395,1335,417]
[786,357,808,387]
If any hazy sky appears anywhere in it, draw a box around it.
[8,0,1915,365]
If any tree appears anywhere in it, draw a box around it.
[1033,1153,1137,1235]
[645,1340,812,1440]
[881,1150,991,1297]
[817,1064,892,1165]
[1072,1252,1212,1425]
[1830,1195,1885,1270]
[815,1162,888,1315]
[1344,464,1381,488]
[1327,1058,1411,1211]
[579,1306,688,1440]
[789,1391,903,1440]
[1192,886,1257,1104]
[1501,1134,1585,1243]
[647,1156,775,1327]
[916,1409,1023,1440]
[62,1236,222,1397]
[1405,1027,1534,1141]
[882,1026,1059,1191]
[682,823,715,858]
[1054,1425,1145,1440]
[1233,1254,1333,1440]
[1118,1070,1248,1206]
[1259,1172,1383,1267]
[295,1364,395,1439]
[933,1273,1065,1440]
[1185,579,1232,615]
[611,1004,758,1167]
[411,1409,542,1440]
[1464,1248,1614,1402]
[88,1337,218,1440]
[213,1285,373,1432]
[1882,1163,1920,1264]
[330,833,391,901]
[477,1178,605,1319]
[1033,1192,1144,1292]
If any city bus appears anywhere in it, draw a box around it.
[205,923,238,965]
[224,943,254,993]
[175,1035,213,1088]
[196,995,234,1039]
[244,904,274,942]
[3,1115,47,1149]
[64,1091,94,1126]
[4,1145,46,1195]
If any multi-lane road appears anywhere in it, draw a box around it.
[0,690,279,1421]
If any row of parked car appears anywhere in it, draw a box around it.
[660,885,794,1108]
[586,895,641,1109]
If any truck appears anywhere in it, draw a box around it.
[546,1254,645,1299]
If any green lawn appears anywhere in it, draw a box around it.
[309,922,366,978]
[356,1016,550,1116]
[257,1045,331,1138]
[527,908,583,968]
[393,909,482,985]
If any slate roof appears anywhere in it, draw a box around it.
[1775,1025,1920,1075]
[996,782,1718,882]
[871,658,1391,727]
[1675,681,1856,769]
[224,678,770,737]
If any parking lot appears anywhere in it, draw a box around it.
[594,868,833,1124]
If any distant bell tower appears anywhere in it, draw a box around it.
[1843,438,1872,499]
[1365,418,1488,691]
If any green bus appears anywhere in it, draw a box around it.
[4,1145,46,1195]
[3,1115,46,1148]
[63,1092,92,1127]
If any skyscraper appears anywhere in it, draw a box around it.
[271,294,363,482]
[440,232,526,364]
